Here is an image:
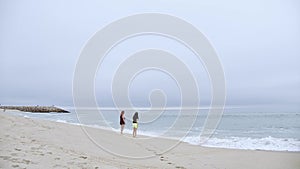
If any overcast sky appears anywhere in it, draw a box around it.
[0,0,299,111]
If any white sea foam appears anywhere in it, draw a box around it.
[53,122,300,152]
[181,136,300,152]
[55,119,68,123]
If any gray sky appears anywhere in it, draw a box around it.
[0,0,299,111]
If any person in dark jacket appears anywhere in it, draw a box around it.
[120,110,125,134]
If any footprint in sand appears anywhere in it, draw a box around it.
[22,159,31,164]
[11,164,19,168]
[31,147,38,150]
[10,153,18,156]
[0,155,10,160]
[53,164,68,168]
[160,156,166,161]
[14,148,21,151]
[79,156,88,159]
[67,161,75,165]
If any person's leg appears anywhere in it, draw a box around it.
[121,124,124,134]
[133,128,137,137]
[132,128,135,137]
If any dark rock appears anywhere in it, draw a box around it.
[0,105,69,113]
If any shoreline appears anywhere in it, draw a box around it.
[8,109,300,153]
[1,110,300,168]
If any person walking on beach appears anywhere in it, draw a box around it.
[120,111,125,134]
[132,112,139,137]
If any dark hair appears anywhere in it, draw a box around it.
[133,112,139,122]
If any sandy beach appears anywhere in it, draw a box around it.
[0,110,299,169]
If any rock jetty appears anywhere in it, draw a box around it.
[0,105,69,113]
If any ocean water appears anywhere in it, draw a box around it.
[6,108,300,152]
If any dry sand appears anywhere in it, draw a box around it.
[0,110,299,169]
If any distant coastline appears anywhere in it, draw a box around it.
[0,105,69,113]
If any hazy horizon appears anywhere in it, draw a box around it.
[1,0,299,112]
